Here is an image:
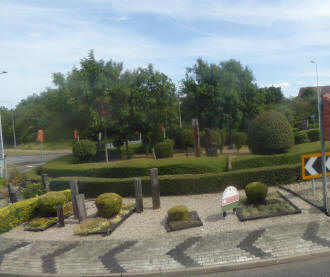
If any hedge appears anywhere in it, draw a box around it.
[0,197,39,234]
[294,131,309,144]
[26,163,301,198]
[41,155,229,178]
[232,141,330,170]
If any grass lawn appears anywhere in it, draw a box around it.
[236,192,299,220]
[41,154,229,178]
[231,141,330,170]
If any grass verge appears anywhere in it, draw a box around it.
[232,141,330,170]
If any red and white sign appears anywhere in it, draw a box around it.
[37,129,44,142]
[221,186,239,207]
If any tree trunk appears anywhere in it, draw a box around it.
[125,139,129,159]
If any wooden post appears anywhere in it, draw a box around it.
[70,180,79,219]
[41,174,50,191]
[7,183,18,203]
[76,194,87,222]
[150,168,160,209]
[205,128,211,156]
[56,205,65,227]
[192,119,201,157]
[134,178,143,213]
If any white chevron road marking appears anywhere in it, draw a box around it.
[305,156,318,176]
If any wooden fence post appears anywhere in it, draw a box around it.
[134,178,143,213]
[57,205,65,227]
[7,183,18,203]
[42,174,50,191]
[70,180,79,219]
[76,194,87,222]
[150,168,160,209]
[192,118,201,157]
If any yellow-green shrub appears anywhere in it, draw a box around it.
[37,190,71,216]
[95,193,122,218]
[168,205,189,221]
[0,197,39,234]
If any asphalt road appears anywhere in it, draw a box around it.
[199,255,330,277]
[5,153,67,172]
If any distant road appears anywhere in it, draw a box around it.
[5,151,69,172]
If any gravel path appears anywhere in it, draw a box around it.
[1,185,327,242]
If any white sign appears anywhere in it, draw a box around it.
[221,186,239,207]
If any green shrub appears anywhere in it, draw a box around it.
[181,129,193,155]
[199,131,205,147]
[95,193,122,218]
[248,110,294,154]
[72,140,97,163]
[22,182,46,199]
[294,131,310,144]
[307,128,320,142]
[0,197,38,234]
[164,139,175,148]
[8,167,25,186]
[245,182,268,205]
[154,141,173,159]
[0,177,6,189]
[233,132,247,152]
[37,191,70,216]
[168,205,189,221]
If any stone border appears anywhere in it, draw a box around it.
[236,190,301,222]
[279,185,326,213]
[165,211,203,232]
[84,207,136,235]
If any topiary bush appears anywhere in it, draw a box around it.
[248,110,294,154]
[307,128,320,142]
[245,182,268,205]
[233,132,247,153]
[37,191,67,216]
[155,141,173,159]
[95,193,122,218]
[294,131,309,144]
[72,140,97,163]
[167,205,189,222]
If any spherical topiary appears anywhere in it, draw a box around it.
[72,140,97,163]
[248,110,294,154]
[37,191,67,216]
[307,128,320,142]
[167,205,189,222]
[294,131,309,144]
[245,182,268,205]
[154,141,173,159]
[95,193,122,218]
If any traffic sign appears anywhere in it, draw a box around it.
[301,153,330,180]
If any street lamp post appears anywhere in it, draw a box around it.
[311,60,328,215]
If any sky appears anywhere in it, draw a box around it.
[1,0,330,107]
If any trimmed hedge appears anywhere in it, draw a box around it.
[26,163,301,198]
[0,197,39,234]
[72,140,97,163]
[307,129,320,142]
[41,155,228,178]
[294,131,309,144]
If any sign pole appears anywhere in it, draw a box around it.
[320,96,328,215]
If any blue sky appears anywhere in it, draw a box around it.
[1,0,330,107]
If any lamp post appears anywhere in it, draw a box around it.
[311,60,328,215]
[178,99,182,129]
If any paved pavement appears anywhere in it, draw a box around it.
[1,218,330,276]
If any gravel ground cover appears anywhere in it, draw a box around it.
[281,178,330,208]
[0,185,327,242]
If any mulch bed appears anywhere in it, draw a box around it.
[236,191,301,222]
[165,211,203,232]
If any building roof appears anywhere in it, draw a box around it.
[299,86,330,97]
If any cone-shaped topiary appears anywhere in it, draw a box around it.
[37,191,67,216]
[248,110,294,154]
[95,193,122,218]
[245,182,268,205]
[167,205,189,222]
